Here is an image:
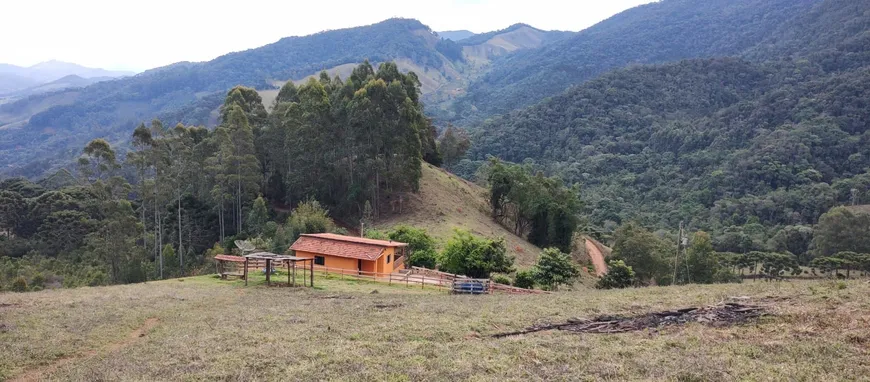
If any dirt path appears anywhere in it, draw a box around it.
[586,239,608,276]
[10,318,159,382]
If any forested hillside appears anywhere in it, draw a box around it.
[0,19,566,179]
[0,19,452,177]
[467,0,870,253]
[436,0,822,124]
[0,62,439,286]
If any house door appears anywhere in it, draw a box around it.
[358,259,362,274]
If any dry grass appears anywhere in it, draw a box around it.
[376,164,544,267]
[2,276,869,381]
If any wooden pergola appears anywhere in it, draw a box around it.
[243,252,314,287]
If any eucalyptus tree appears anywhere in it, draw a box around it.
[220,104,261,234]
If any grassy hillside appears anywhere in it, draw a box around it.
[375,164,543,267]
[2,275,867,380]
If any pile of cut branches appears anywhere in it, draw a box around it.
[492,303,766,338]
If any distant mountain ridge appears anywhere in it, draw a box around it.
[435,0,824,125]
[0,18,569,178]
[437,30,475,41]
[466,0,870,237]
[2,75,116,99]
[0,60,132,95]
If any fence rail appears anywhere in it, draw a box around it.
[214,256,543,294]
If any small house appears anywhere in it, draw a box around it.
[289,233,408,274]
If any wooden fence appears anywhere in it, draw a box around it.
[213,256,544,294]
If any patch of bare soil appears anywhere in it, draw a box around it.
[10,318,159,382]
[492,303,766,338]
[585,239,608,276]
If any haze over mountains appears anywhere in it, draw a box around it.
[436,30,475,41]
[0,60,132,95]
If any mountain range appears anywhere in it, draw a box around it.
[0,60,132,95]
[436,30,475,41]
[0,19,568,176]
[2,0,870,242]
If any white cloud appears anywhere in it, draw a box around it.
[0,0,654,72]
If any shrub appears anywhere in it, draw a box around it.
[30,273,46,289]
[288,199,335,237]
[364,229,389,240]
[513,269,536,289]
[438,230,514,278]
[409,249,438,269]
[11,276,27,292]
[533,248,581,290]
[596,260,636,289]
[87,270,108,286]
[713,268,741,283]
[387,226,438,269]
[491,274,512,285]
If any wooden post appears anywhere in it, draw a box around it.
[310,260,314,287]
[292,261,297,287]
[303,262,307,287]
[287,261,291,286]
[244,258,249,286]
[265,259,271,286]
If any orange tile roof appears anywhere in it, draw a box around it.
[289,234,408,261]
[301,233,409,247]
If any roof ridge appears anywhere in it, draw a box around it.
[299,233,408,247]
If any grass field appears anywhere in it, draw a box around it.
[2,275,869,381]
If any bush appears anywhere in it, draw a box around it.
[11,276,27,292]
[86,269,108,287]
[364,229,389,240]
[288,199,335,237]
[596,260,636,289]
[491,274,512,285]
[438,230,514,278]
[387,226,438,269]
[713,268,741,283]
[30,273,46,289]
[409,249,438,269]
[123,260,147,284]
[533,248,581,290]
[513,269,536,289]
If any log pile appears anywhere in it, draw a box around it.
[492,303,766,338]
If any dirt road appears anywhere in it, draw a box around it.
[585,239,608,276]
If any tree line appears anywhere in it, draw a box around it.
[596,213,870,289]
[0,61,440,290]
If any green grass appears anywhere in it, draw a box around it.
[2,277,869,380]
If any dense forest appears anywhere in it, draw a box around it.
[463,0,870,260]
[0,19,453,178]
[437,0,825,125]
[0,62,438,288]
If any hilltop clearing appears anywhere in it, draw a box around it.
[1,276,867,380]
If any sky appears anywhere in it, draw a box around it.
[1,0,655,73]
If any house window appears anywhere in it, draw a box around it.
[314,256,325,266]
[387,255,391,264]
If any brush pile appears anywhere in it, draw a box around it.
[492,303,766,338]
